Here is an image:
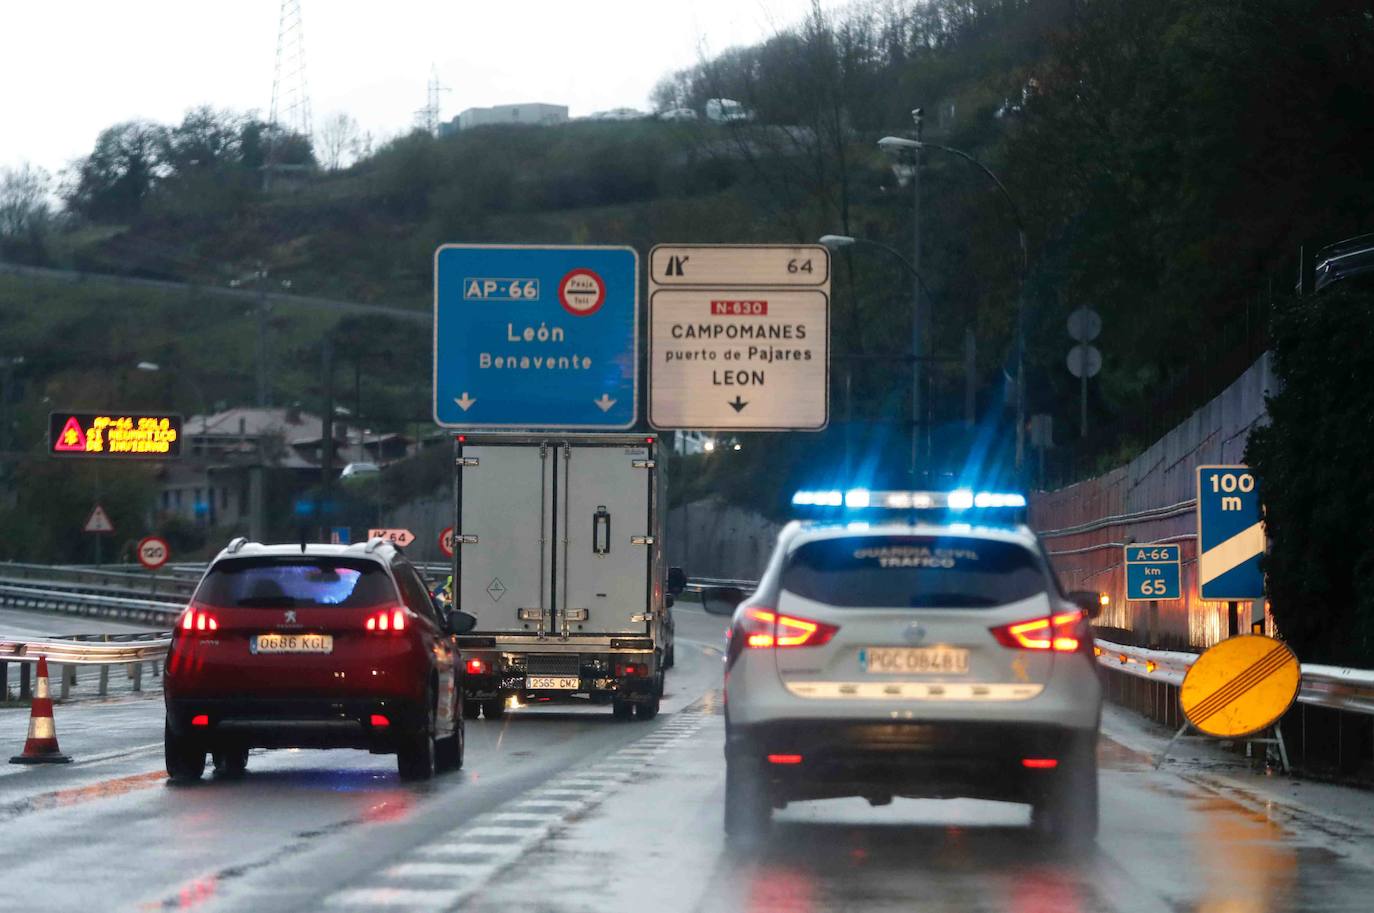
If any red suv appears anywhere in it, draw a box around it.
[164,539,476,782]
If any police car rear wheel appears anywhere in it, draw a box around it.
[1031,738,1098,845]
[724,754,772,838]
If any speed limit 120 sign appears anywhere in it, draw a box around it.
[137,535,170,570]
[1124,543,1181,601]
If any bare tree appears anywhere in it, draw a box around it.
[0,163,52,238]
[317,112,363,171]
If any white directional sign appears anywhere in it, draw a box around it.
[648,244,830,430]
[368,528,415,547]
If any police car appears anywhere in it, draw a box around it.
[700,488,1104,843]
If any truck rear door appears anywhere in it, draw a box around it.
[457,442,550,635]
[557,440,654,636]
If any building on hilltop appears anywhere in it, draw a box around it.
[440,103,568,134]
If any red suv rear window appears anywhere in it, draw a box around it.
[195,558,398,609]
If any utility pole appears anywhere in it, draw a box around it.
[964,328,977,427]
[320,336,334,540]
[256,267,271,407]
[910,107,924,481]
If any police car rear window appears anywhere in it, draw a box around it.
[196,558,398,609]
[781,536,1048,608]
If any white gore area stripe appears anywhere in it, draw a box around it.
[327,887,456,909]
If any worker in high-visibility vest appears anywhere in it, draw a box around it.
[433,575,454,609]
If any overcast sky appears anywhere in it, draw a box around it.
[1,0,848,176]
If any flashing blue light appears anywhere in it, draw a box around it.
[791,488,1025,513]
[948,489,975,510]
[792,490,843,507]
[844,488,871,509]
[974,492,1026,509]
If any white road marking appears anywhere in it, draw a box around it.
[321,711,712,911]
[326,887,457,909]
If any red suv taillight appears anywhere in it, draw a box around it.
[990,610,1086,652]
[179,607,219,634]
[364,607,408,633]
[739,608,838,649]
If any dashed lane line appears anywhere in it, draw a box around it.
[324,703,715,912]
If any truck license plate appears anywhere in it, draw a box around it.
[527,675,579,690]
[251,633,333,654]
[862,647,968,675]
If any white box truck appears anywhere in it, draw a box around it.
[451,433,683,720]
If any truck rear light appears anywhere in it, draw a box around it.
[740,608,838,649]
[370,714,390,728]
[616,662,648,677]
[990,610,1085,652]
[179,608,218,634]
[1021,758,1058,769]
[191,714,209,727]
[365,607,408,633]
[767,754,803,765]
[465,658,486,675]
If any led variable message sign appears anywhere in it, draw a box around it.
[48,412,183,459]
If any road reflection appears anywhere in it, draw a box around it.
[1192,796,1296,913]
[731,813,1099,913]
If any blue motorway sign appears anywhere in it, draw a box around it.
[1196,465,1265,600]
[1124,543,1181,601]
[433,245,639,429]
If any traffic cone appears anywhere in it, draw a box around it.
[10,656,71,764]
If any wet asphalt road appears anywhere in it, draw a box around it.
[1,606,1373,912]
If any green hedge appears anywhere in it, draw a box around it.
[1247,288,1374,666]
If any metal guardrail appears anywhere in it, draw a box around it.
[1,562,196,596]
[1096,638,1374,717]
[0,581,182,625]
[0,632,171,665]
[684,576,759,592]
[0,632,171,701]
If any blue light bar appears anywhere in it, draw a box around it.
[791,489,1026,512]
[844,488,871,508]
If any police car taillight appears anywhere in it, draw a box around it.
[739,608,838,649]
[990,610,1085,652]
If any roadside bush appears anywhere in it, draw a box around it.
[1246,288,1374,666]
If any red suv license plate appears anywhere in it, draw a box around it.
[251,633,334,654]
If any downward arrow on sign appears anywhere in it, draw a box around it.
[594,394,617,412]
[728,396,749,413]
[454,393,476,411]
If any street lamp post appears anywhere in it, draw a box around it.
[875,109,927,480]
[820,234,936,475]
[879,132,1031,475]
[137,361,215,527]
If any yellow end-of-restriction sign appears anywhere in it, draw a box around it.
[1179,634,1300,738]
